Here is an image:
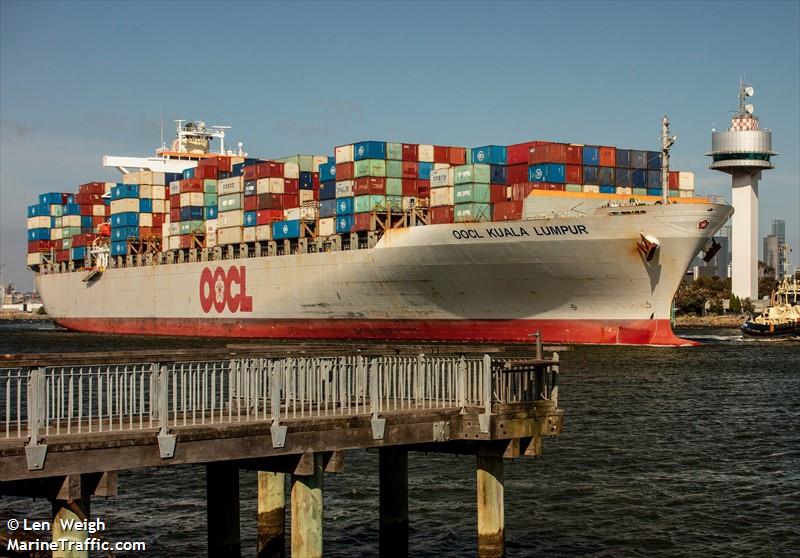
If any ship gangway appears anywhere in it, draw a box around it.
[0,343,563,558]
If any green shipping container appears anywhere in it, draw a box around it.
[565,184,582,192]
[354,195,386,213]
[278,155,314,172]
[204,193,217,207]
[386,178,403,196]
[386,195,403,211]
[385,160,403,178]
[454,203,492,223]
[203,179,217,194]
[180,220,205,235]
[50,205,63,217]
[668,190,679,197]
[386,142,403,161]
[354,159,386,178]
[632,188,647,196]
[454,164,490,185]
[454,183,490,203]
[62,237,72,249]
[218,193,243,211]
[62,226,82,239]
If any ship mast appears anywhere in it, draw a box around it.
[661,115,676,204]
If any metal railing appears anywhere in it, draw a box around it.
[1,353,559,468]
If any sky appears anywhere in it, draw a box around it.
[1,0,798,290]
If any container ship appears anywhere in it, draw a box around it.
[26,120,732,345]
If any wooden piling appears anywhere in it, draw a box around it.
[51,497,89,558]
[290,453,324,558]
[257,471,286,558]
[477,455,504,558]
[207,462,241,558]
[379,447,409,558]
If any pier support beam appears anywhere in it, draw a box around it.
[258,471,286,558]
[291,453,324,558]
[207,463,241,558]
[477,455,504,558]
[379,447,409,558]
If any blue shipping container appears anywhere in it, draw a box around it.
[320,162,336,182]
[471,145,507,165]
[111,212,138,227]
[599,186,616,194]
[647,188,663,197]
[647,152,662,170]
[63,204,80,215]
[111,242,128,256]
[529,164,566,183]
[615,169,632,187]
[319,181,336,200]
[38,192,64,205]
[71,246,87,260]
[647,170,662,188]
[180,206,204,221]
[616,149,631,168]
[632,169,647,188]
[80,216,92,229]
[205,206,218,220]
[354,141,387,161]
[300,172,314,190]
[111,184,139,199]
[490,165,507,185]
[183,167,195,179]
[272,220,300,240]
[336,197,354,215]
[28,203,50,217]
[28,228,51,241]
[630,151,647,169]
[418,162,433,180]
[244,180,257,196]
[583,166,599,185]
[139,198,153,213]
[320,199,337,218]
[582,146,600,166]
[244,211,257,227]
[111,226,139,241]
[165,173,182,184]
[336,215,354,234]
[231,163,245,176]
[598,167,615,186]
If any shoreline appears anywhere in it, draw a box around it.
[673,314,743,328]
[0,312,51,321]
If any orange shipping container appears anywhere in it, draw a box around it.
[599,146,616,167]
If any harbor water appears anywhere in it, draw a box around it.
[1,321,798,557]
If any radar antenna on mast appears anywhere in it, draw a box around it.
[660,115,677,204]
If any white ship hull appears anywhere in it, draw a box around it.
[36,202,732,346]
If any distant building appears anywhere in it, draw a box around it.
[689,226,730,280]
[763,234,779,278]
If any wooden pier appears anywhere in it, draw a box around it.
[0,344,563,557]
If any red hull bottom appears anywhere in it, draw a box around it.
[54,317,695,346]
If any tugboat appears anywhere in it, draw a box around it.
[741,277,800,337]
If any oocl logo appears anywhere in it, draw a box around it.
[199,266,253,314]
[357,145,365,157]
[476,151,485,162]
[330,166,336,177]
[534,168,544,180]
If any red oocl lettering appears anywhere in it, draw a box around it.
[198,266,253,314]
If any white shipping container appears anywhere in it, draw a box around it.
[430,169,453,187]
[28,216,51,228]
[122,171,140,185]
[402,197,420,211]
[312,156,328,172]
[615,187,633,195]
[284,208,301,220]
[180,192,204,207]
[206,233,217,248]
[335,144,354,164]
[283,162,300,179]
[430,186,454,207]
[218,176,244,195]
[257,178,270,194]
[433,163,451,170]
[300,205,318,220]
[104,182,115,194]
[139,213,153,227]
[168,222,180,236]
[138,171,154,185]
[161,222,170,240]
[152,199,166,213]
[679,189,695,198]
[169,181,181,195]
[168,236,181,250]
[93,204,106,216]
[256,224,272,241]
[269,178,285,194]
[678,171,695,191]
[299,190,315,203]
[111,198,139,213]
[243,226,256,243]
[27,253,44,266]
[582,185,600,193]
[417,144,434,162]
[138,184,153,199]
[152,185,166,199]
[217,226,243,245]
[318,217,335,237]
[151,172,166,186]
[62,215,80,227]
[218,210,244,228]
[51,228,63,240]
[335,180,354,197]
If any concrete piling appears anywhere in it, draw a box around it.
[379,447,409,558]
[257,471,286,558]
[290,453,324,558]
[477,455,505,558]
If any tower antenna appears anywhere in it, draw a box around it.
[660,115,676,205]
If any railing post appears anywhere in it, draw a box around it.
[25,368,47,470]
[478,355,492,434]
[370,358,385,440]
[157,365,176,459]
[271,360,287,448]
[457,356,467,413]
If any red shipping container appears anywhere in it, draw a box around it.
[75,192,102,204]
[91,216,105,228]
[507,141,543,165]
[198,157,217,168]
[282,194,299,208]
[257,209,283,225]
[546,183,566,191]
[506,164,529,185]
[599,146,616,167]
[170,208,181,221]
[565,145,583,165]
[529,143,567,165]
[258,193,282,210]
[312,172,320,190]
[448,147,467,165]
[566,165,583,184]
[354,177,386,195]
[668,171,679,189]
[490,185,507,203]
[180,178,204,193]
[78,181,106,194]
[402,179,418,196]
[244,195,258,211]
[72,234,86,247]
[79,204,93,216]
[354,213,373,232]
[402,143,418,161]
[216,156,233,173]
[433,146,449,163]
[336,162,354,180]
[193,165,217,179]
[511,182,537,201]
[56,249,69,262]
[493,201,523,221]
[417,179,431,198]
[170,194,181,207]
[430,206,454,224]
[28,240,53,252]
[152,214,165,227]
[402,162,418,179]
[53,240,63,251]
[264,161,284,178]
[284,179,299,195]
[179,235,194,249]
[244,164,259,181]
